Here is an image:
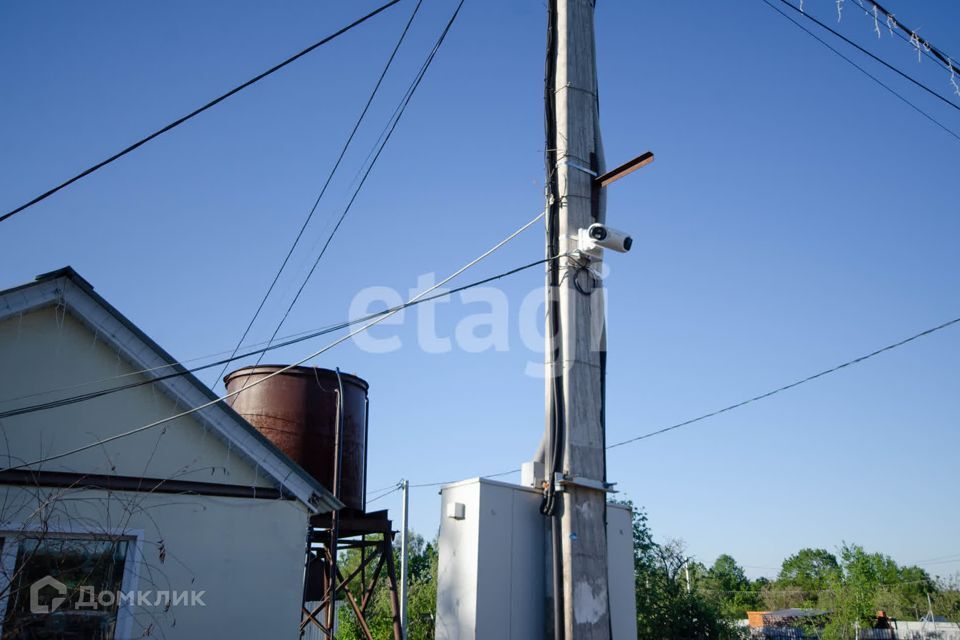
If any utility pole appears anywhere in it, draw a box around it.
[543,0,611,638]
[399,478,410,639]
[927,592,939,635]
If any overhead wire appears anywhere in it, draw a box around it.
[409,468,519,489]
[857,0,960,78]
[696,577,937,595]
[0,209,546,471]
[0,0,406,225]
[246,0,466,382]
[0,324,334,407]
[333,0,464,202]
[846,2,951,71]
[913,557,960,568]
[772,0,960,113]
[0,248,556,420]
[406,314,960,486]
[780,0,960,111]
[212,0,425,389]
[365,481,403,496]
[366,485,402,505]
[760,0,960,142]
[607,314,960,449]
[910,552,960,565]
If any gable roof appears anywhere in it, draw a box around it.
[0,266,341,514]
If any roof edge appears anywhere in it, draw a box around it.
[1,267,342,514]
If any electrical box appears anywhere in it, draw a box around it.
[520,460,545,488]
[436,477,637,640]
[447,501,466,520]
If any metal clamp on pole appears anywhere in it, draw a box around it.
[553,472,616,493]
[558,158,598,177]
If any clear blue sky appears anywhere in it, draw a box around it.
[2,0,958,581]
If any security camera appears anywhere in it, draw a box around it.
[578,223,633,257]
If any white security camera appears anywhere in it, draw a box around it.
[578,223,633,257]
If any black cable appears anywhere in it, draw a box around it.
[845,1,951,72]
[542,4,565,637]
[761,0,960,142]
[213,0,424,388]
[408,468,518,489]
[366,485,402,504]
[607,314,960,449]
[406,313,960,488]
[0,255,553,420]
[572,264,599,296]
[248,0,466,374]
[541,0,565,522]
[0,0,405,225]
[773,0,960,114]
[866,0,960,77]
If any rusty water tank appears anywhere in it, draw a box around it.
[224,366,369,511]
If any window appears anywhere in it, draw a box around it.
[0,534,132,640]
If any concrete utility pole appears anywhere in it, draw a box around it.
[399,478,410,639]
[544,0,611,638]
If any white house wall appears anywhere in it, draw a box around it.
[0,485,309,640]
[0,306,273,489]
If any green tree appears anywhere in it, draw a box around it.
[625,502,744,639]
[336,533,438,640]
[701,554,763,620]
[818,543,936,639]
[775,548,841,607]
[933,575,960,623]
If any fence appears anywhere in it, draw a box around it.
[752,625,960,640]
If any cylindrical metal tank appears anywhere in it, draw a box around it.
[224,366,368,511]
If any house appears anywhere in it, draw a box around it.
[747,608,829,639]
[746,608,960,640]
[0,267,341,639]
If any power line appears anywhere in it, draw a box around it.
[696,576,936,595]
[914,558,960,568]
[0,246,553,420]
[249,0,465,378]
[760,0,960,142]
[407,313,960,487]
[0,0,405,225]
[861,0,960,78]
[213,0,425,389]
[607,314,960,449]
[367,485,403,505]
[0,209,545,471]
[0,255,550,411]
[366,481,403,496]
[0,324,332,407]
[845,2,951,72]
[910,552,960,565]
[772,0,960,114]
[409,468,519,489]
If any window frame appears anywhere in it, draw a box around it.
[0,523,143,640]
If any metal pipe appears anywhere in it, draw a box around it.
[551,515,563,640]
[399,479,410,639]
[326,368,347,634]
[362,397,370,512]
